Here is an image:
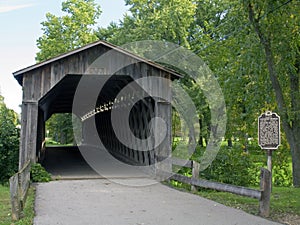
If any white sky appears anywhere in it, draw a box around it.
[0,0,129,113]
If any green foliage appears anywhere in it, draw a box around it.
[0,96,20,184]
[36,0,102,61]
[46,113,74,145]
[173,138,292,187]
[247,143,293,187]
[199,145,252,186]
[272,140,293,187]
[194,141,292,187]
[30,163,51,183]
[97,0,197,47]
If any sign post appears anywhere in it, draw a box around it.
[258,111,280,217]
[258,111,281,186]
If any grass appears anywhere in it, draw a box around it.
[45,138,74,147]
[0,185,11,224]
[0,184,35,225]
[187,185,300,224]
[196,186,299,213]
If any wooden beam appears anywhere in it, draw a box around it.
[171,157,192,168]
[19,101,39,168]
[170,173,261,200]
[259,168,271,217]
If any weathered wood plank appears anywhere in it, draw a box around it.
[259,168,271,217]
[24,103,39,163]
[18,161,31,206]
[154,100,172,176]
[19,103,28,169]
[191,160,200,191]
[171,157,192,168]
[10,160,31,221]
[10,174,20,221]
[170,173,261,200]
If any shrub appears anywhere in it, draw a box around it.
[0,96,20,183]
[30,163,52,182]
[194,141,293,187]
[199,145,252,186]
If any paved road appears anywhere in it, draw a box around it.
[34,179,282,225]
[42,147,101,179]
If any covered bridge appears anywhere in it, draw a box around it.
[13,41,180,176]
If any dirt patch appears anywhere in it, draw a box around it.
[274,213,300,225]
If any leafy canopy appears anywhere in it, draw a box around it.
[36,0,101,62]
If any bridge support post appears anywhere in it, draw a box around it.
[36,109,46,162]
[154,100,172,179]
[19,101,39,169]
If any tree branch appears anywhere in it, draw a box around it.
[248,2,293,137]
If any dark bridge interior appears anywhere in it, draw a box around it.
[38,75,161,178]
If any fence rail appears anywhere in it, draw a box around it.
[170,157,271,217]
[9,160,31,221]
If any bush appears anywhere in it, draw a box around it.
[193,141,293,187]
[199,145,252,186]
[30,163,52,182]
[0,96,20,183]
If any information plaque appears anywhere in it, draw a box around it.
[258,111,280,150]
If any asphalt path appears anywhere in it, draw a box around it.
[34,179,282,225]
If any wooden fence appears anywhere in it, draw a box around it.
[170,158,271,217]
[9,160,31,221]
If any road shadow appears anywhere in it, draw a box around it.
[42,146,101,179]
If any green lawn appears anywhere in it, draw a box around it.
[0,185,11,224]
[0,185,35,225]
[195,186,300,224]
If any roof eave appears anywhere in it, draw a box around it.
[13,40,182,81]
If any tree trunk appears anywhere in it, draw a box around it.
[248,3,300,187]
[290,136,300,187]
[198,117,204,147]
[289,50,300,187]
[227,138,232,148]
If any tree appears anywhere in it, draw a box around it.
[36,0,102,145]
[245,0,300,187]
[97,0,196,47]
[191,0,299,186]
[190,0,274,145]
[0,95,20,183]
[36,0,102,62]
[46,113,74,145]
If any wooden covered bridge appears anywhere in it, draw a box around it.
[13,41,180,177]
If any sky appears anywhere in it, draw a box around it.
[0,0,129,114]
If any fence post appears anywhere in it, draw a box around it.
[9,174,21,221]
[9,160,31,221]
[191,160,200,192]
[259,168,271,217]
